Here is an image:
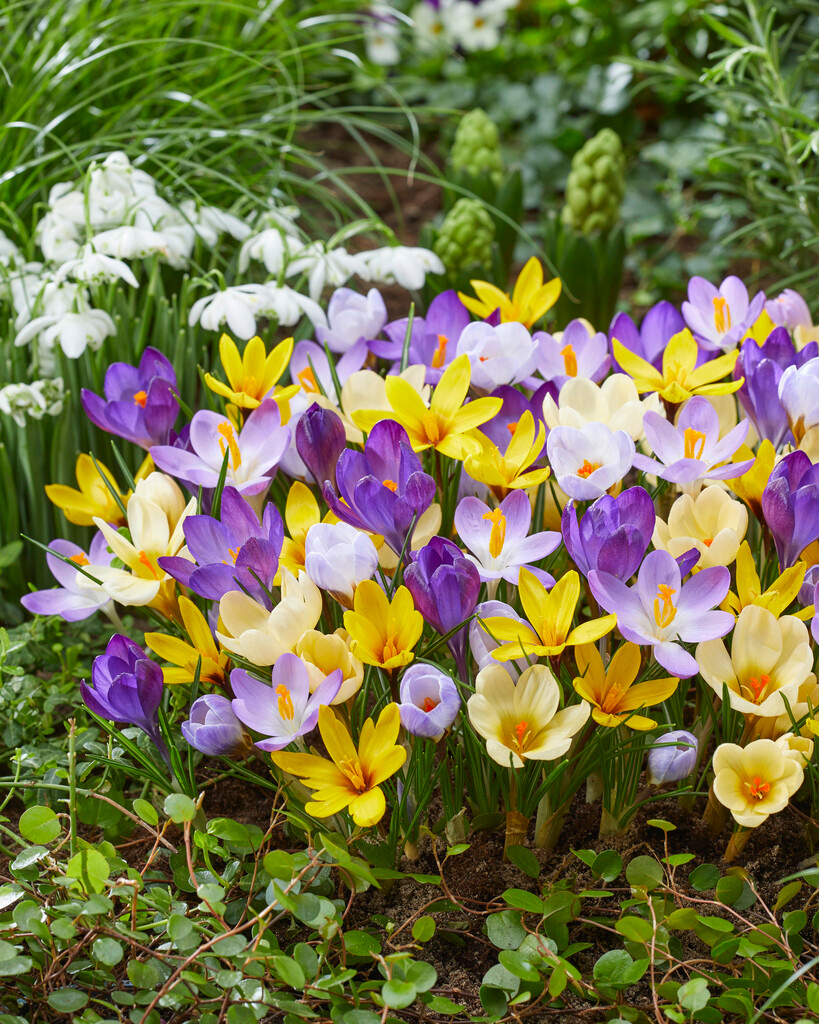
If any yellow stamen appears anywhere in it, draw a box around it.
[421,411,441,445]
[133,390,147,407]
[276,684,294,721]
[653,583,677,628]
[482,507,507,558]
[382,479,398,493]
[577,459,601,478]
[713,296,731,334]
[382,633,401,663]
[70,552,90,566]
[560,343,578,377]
[748,775,770,800]
[683,427,707,461]
[339,757,367,791]
[137,550,161,580]
[431,334,448,369]
[217,421,242,470]
[298,367,320,393]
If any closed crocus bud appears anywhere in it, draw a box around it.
[398,664,461,740]
[647,730,699,785]
[182,694,253,757]
[304,521,378,607]
[295,403,347,489]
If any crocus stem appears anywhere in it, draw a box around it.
[67,718,78,858]
[724,826,750,863]
[504,772,528,859]
[703,781,727,835]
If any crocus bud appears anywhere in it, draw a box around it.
[398,664,461,740]
[304,521,378,607]
[182,694,253,757]
[295,403,346,489]
[647,730,699,785]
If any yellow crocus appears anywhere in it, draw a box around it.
[463,411,552,496]
[722,541,805,617]
[573,643,678,730]
[343,581,423,671]
[458,257,561,329]
[745,309,778,346]
[296,628,364,704]
[272,703,406,827]
[725,440,775,520]
[352,355,501,461]
[145,595,229,687]
[612,329,742,406]
[46,453,131,527]
[481,568,616,661]
[204,334,298,410]
[278,481,322,577]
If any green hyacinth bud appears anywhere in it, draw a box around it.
[561,128,626,235]
[450,109,504,185]
[434,198,495,276]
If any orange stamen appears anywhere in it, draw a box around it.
[422,696,439,713]
[514,721,528,748]
[748,673,770,702]
[276,684,295,721]
[749,776,770,800]
[422,411,441,444]
[560,343,578,377]
[297,367,320,393]
[70,552,90,566]
[713,296,731,334]
[137,550,161,580]
[507,419,519,436]
[382,479,398,492]
[482,507,507,558]
[339,757,367,791]
[577,459,600,478]
[133,390,147,407]
[653,583,677,628]
[431,334,448,370]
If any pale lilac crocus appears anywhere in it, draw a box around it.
[633,396,753,494]
[398,664,461,740]
[535,319,610,390]
[588,549,733,678]
[777,356,819,444]
[304,521,378,607]
[647,730,699,784]
[150,399,289,497]
[230,654,342,752]
[316,287,388,353]
[455,321,539,392]
[454,489,560,585]
[22,533,113,622]
[546,423,635,501]
[182,694,253,757]
[368,290,471,383]
[682,275,765,352]
[766,289,813,331]
[470,600,531,680]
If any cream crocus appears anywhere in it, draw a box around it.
[712,739,803,827]
[296,628,364,704]
[467,663,590,769]
[333,365,429,444]
[653,485,747,570]
[696,606,814,719]
[84,473,194,615]
[776,732,814,767]
[542,374,660,442]
[217,569,322,665]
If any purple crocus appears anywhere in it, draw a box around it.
[610,301,685,371]
[562,486,655,582]
[295,403,347,490]
[21,533,113,622]
[777,356,819,445]
[735,329,818,448]
[766,289,813,331]
[230,654,342,751]
[633,396,753,492]
[151,400,289,496]
[159,486,283,603]
[316,287,388,353]
[761,450,819,569]
[681,275,765,352]
[81,346,179,449]
[397,664,460,740]
[323,420,435,556]
[404,536,481,681]
[647,730,699,785]
[588,549,733,678]
[479,384,551,455]
[182,694,253,756]
[535,319,610,390]
[81,634,167,760]
[368,290,471,383]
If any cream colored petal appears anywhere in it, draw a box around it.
[732,606,782,681]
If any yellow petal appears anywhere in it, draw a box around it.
[611,339,662,390]
[219,334,244,392]
[432,354,472,422]
[286,481,320,539]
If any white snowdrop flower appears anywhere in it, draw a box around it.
[14,277,86,331]
[188,284,272,340]
[259,284,328,331]
[32,376,66,419]
[0,230,20,266]
[238,227,302,274]
[54,246,139,287]
[37,212,83,263]
[14,309,116,359]
[356,246,444,290]
[285,243,360,301]
[179,200,252,245]
[91,224,184,265]
[444,0,504,51]
[0,383,48,428]
[88,152,157,203]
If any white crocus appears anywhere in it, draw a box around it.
[304,522,379,607]
[456,321,538,391]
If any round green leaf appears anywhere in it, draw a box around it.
[65,849,110,894]
[626,855,663,890]
[92,937,123,966]
[689,863,720,891]
[164,793,196,823]
[133,798,159,827]
[382,979,416,1009]
[18,806,61,845]
[593,849,623,882]
[716,874,744,906]
[47,989,88,1012]
[406,960,437,992]
[412,916,436,942]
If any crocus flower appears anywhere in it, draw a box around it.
[458,257,561,329]
[766,288,813,331]
[610,301,685,371]
[761,450,819,568]
[323,420,435,556]
[289,338,368,400]
[344,581,423,671]
[465,410,552,494]
[634,396,753,493]
[543,374,658,441]
[470,600,531,680]
[398,664,461,740]
[682,275,766,352]
[272,703,407,827]
[653,486,747,571]
[736,331,818,447]
[151,400,289,497]
[45,453,129,527]
[21,535,113,622]
[479,385,550,452]
[231,654,342,752]
[455,321,539,392]
[536,319,610,389]
[279,481,323,575]
[159,487,283,604]
[81,346,178,449]
[368,290,471,382]
[483,568,616,662]
[725,439,776,521]
[588,549,733,678]
[203,334,296,410]
[304,521,378,607]
[546,423,635,502]
[712,739,803,827]
[316,287,388,353]
[81,634,166,759]
[352,354,502,461]
[403,537,481,679]
[647,731,699,785]
[722,541,805,618]
[573,643,678,730]
[295,404,347,490]
[454,489,561,585]
[182,694,253,757]
[468,663,590,768]
[562,486,655,582]
[145,595,229,687]
[696,605,814,720]
[777,356,819,445]
[296,629,364,703]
